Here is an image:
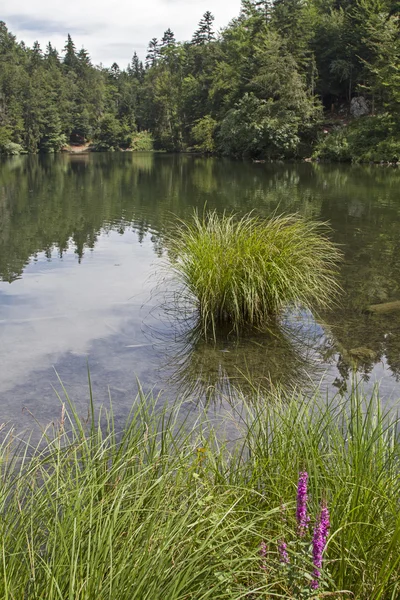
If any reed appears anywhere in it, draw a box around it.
[0,383,398,598]
[168,211,341,337]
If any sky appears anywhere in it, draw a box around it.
[2,0,242,67]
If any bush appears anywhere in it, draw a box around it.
[313,129,352,162]
[313,114,400,163]
[93,113,127,151]
[130,130,154,151]
[0,141,25,155]
[167,211,341,337]
[191,115,217,153]
[218,93,303,159]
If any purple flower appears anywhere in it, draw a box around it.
[259,540,267,571]
[278,540,289,564]
[296,471,310,536]
[311,502,330,590]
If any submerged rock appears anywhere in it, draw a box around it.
[367,300,400,314]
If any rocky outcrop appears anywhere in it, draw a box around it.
[350,97,370,118]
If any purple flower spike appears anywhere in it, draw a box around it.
[311,502,330,590]
[296,471,310,536]
[278,540,289,564]
[259,541,267,571]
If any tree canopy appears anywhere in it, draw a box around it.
[0,2,399,159]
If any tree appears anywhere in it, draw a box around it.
[45,42,60,66]
[95,113,122,149]
[192,11,215,45]
[63,34,77,70]
[110,62,121,79]
[161,29,176,47]
[191,115,217,152]
[128,52,144,80]
[146,38,160,67]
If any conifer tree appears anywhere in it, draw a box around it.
[192,11,215,45]
[146,38,160,66]
[161,28,176,47]
[63,34,77,69]
[128,52,144,80]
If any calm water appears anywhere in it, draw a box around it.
[1,153,400,428]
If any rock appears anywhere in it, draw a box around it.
[349,347,377,362]
[350,96,370,118]
[367,300,400,314]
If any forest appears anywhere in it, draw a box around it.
[0,0,399,161]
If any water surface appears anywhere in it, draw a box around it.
[1,153,400,428]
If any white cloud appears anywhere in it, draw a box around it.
[4,0,242,67]
[0,230,157,394]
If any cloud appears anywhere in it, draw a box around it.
[3,0,242,66]
[4,15,99,35]
[0,230,157,395]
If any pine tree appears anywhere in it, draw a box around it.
[241,0,273,22]
[77,47,91,66]
[128,52,144,80]
[146,38,160,67]
[30,41,43,70]
[192,11,215,45]
[161,28,176,47]
[110,62,120,78]
[63,34,77,69]
[45,42,60,65]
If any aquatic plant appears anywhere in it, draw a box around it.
[274,474,331,597]
[311,502,330,589]
[296,470,310,537]
[168,210,341,337]
[0,382,398,598]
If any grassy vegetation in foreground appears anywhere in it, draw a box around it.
[168,211,341,338]
[0,384,399,599]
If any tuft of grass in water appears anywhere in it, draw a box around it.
[0,382,398,598]
[167,211,342,338]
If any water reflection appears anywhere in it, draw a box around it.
[162,313,330,403]
[1,153,400,424]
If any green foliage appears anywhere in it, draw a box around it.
[0,383,398,598]
[130,130,154,151]
[314,115,400,162]
[0,0,399,159]
[218,92,315,159]
[191,115,217,153]
[93,113,133,151]
[313,129,352,162]
[168,210,341,337]
[0,140,24,154]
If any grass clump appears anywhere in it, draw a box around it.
[168,211,341,337]
[0,384,399,598]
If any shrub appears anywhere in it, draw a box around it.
[313,129,352,162]
[191,115,217,153]
[313,114,400,163]
[168,211,341,337]
[130,130,154,151]
[0,141,25,155]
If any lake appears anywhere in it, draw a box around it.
[1,152,400,429]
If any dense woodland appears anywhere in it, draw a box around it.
[0,0,399,160]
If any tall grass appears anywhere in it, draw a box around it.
[0,383,398,598]
[167,211,342,337]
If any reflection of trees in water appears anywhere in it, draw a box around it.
[150,306,329,404]
[321,310,400,392]
[1,155,400,383]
